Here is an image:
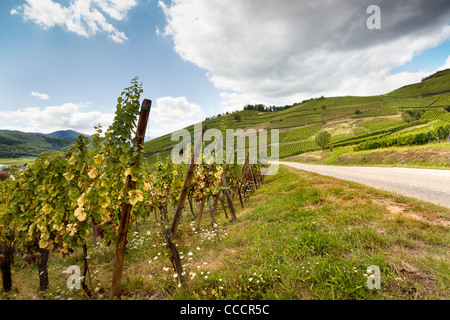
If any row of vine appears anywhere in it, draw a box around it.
[0,77,263,298]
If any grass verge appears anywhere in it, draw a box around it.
[285,142,450,169]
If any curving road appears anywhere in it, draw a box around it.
[272,162,450,209]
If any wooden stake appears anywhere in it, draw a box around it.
[221,173,236,221]
[164,227,185,285]
[171,125,206,237]
[213,146,237,216]
[195,196,207,232]
[110,99,151,299]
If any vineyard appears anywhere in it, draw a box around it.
[354,121,450,151]
[1,70,450,302]
[431,93,450,108]
[280,124,322,143]
[0,79,265,299]
[356,117,405,132]
[133,69,450,165]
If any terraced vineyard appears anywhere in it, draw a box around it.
[357,117,405,132]
[431,93,450,108]
[143,69,450,162]
[281,123,322,143]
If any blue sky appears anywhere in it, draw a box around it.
[0,0,449,138]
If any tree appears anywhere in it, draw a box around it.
[234,114,242,122]
[315,131,331,152]
[402,109,425,123]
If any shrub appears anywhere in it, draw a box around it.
[401,109,425,123]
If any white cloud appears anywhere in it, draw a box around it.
[438,55,450,71]
[0,102,114,135]
[159,0,450,110]
[0,96,206,138]
[147,96,206,137]
[31,91,50,100]
[12,0,137,43]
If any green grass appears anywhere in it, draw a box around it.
[0,157,36,166]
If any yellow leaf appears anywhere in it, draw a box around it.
[125,167,138,182]
[68,155,76,166]
[100,197,111,209]
[93,155,102,166]
[128,189,143,206]
[42,203,52,215]
[64,172,74,181]
[74,206,87,222]
[39,238,49,249]
[77,193,85,207]
[88,167,97,179]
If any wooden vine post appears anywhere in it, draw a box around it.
[196,134,235,230]
[240,153,251,197]
[110,99,151,299]
[161,125,206,287]
[195,196,208,232]
[217,144,237,221]
[211,145,235,213]
[220,171,236,222]
[171,125,207,237]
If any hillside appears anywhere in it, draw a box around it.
[0,130,89,158]
[142,69,450,163]
[43,130,91,140]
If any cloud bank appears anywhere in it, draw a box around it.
[159,0,450,110]
[0,102,114,134]
[148,96,206,138]
[11,0,138,43]
[0,96,206,138]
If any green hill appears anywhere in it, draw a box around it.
[0,130,88,158]
[143,69,450,162]
[44,130,91,140]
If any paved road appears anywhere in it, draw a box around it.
[273,162,450,209]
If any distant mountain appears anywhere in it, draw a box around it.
[0,129,89,159]
[45,130,91,140]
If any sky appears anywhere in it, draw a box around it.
[0,0,450,140]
